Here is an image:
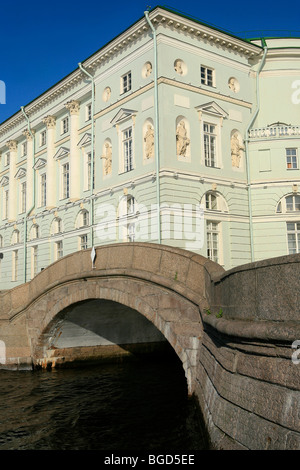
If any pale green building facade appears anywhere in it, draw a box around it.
[0,6,299,289]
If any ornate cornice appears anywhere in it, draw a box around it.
[0,6,262,142]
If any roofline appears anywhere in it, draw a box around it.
[0,4,263,133]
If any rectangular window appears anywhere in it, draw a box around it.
[121,72,132,94]
[62,163,70,199]
[56,240,63,260]
[286,148,298,169]
[41,173,47,207]
[204,123,217,167]
[22,142,27,157]
[5,153,10,167]
[86,103,92,121]
[12,250,18,281]
[127,223,135,242]
[201,66,214,87]
[40,130,46,147]
[122,128,133,172]
[4,189,9,219]
[206,221,219,263]
[80,235,88,250]
[287,222,300,254]
[61,117,69,134]
[32,246,38,277]
[21,181,26,213]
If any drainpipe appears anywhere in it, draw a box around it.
[244,42,267,262]
[78,62,95,248]
[144,10,161,244]
[20,106,35,283]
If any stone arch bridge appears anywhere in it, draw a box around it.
[0,242,300,450]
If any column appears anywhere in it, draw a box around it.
[7,140,17,222]
[22,129,35,214]
[65,100,80,201]
[42,115,56,209]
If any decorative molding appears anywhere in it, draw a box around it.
[53,146,69,160]
[6,140,17,152]
[77,133,91,147]
[33,158,47,170]
[42,115,56,130]
[22,129,36,141]
[110,108,138,126]
[65,100,80,115]
[15,167,26,179]
[0,175,9,186]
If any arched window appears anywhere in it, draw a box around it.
[276,194,300,213]
[76,209,89,229]
[30,224,39,240]
[11,229,20,245]
[51,217,63,235]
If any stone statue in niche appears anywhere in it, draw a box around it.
[103,87,111,102]
[174,59,183,75]
[176,120,190,157]
[144,62,152,77]
[231,132,244,168]
[144,124,154,159]
[228,77,239,93]
[101,142,112,175]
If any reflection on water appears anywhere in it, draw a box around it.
[0,355,209,450]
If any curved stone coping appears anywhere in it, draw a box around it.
[0,243,224,322]
[214,252,300,283]
[203,314,300,342]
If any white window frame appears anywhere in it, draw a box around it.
[122,127,134,173]
[206,220,222,264]
[61,162,70,199]
[20,181,26,214]
[61,117,69,135]
[121,71,132,94]
[276,194,300,213]
[31,245,38,277]
[5,153,10,167]
[40,130,46,147]
[86,103,92,122]
[55,240,63,260]
[286,148,298,170]
[201,65,215,87]
[12,249,18,281]
[203,122,217,167]
[287,221,300,254]
[21,141,27,157]
[3,189,9,220]
[40,173,47,207]
[79,234,88,250]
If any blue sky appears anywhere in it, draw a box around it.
[0,0,299,124]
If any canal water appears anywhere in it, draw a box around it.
[0,353,209,450]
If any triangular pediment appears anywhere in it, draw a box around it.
[54,146,69,160]
[195,101,228,118]
[77,133,91,147]
[33,158,47,170]
[15,167,26,179]
[0,175,9,186]
[111,108,137,126]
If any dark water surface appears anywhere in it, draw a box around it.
[0,356,209,450]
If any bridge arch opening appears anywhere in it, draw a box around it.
[36,298,175,367]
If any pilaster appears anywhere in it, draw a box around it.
[42,115,56,209]
[22,129,35,214]
[7,140,17,222]
[65,100,80,201]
